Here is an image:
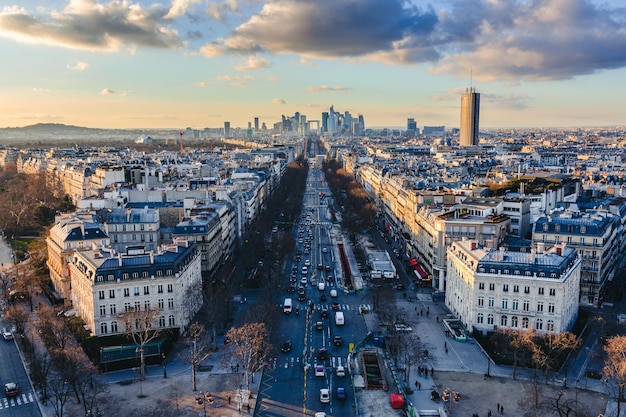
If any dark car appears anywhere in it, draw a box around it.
[315,321,324,330]
[320,306,329,317]
[287,285,296,293]
[317,347,328,360]
[325,265,331,271]
[281,340,292,353]
[298,293,307,301]
[331,302,340,310]
[333,336,343,346]
[336,387,346,400]
[320,294,327,302]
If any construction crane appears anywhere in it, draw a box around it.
[179,131,184,153]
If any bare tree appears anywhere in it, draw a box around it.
[35,304,73,350]
[184,322,212,391]
[121,307,163,380]
[47,371,72,417]
[225,322,273,388]
[4,304,29,334]
[202,281,230,350]
[396,333,435,384]
[604,334,626,416]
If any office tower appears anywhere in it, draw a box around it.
[254,117,259,131]
[300,115,307,135]
[322,112,329,132]
[224,121,231,138]
[329,106,337,134]
[407,118,417,136]
[460,88,480,146]
[358,114,365,131]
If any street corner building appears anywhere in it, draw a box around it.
[68,239,202,337]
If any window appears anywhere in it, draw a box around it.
[500,315,508,326]
[159,316,166,327]
[512,300,519,310]
[167,284,173,293]
[158,285,163,294]
[168,298,174,309]
[143,286,150,295]
[109,289,115,299]
[549,288,556,296]
[478,296,484,307]
[489,283,495,291]
[158,299,164,309]
[513,285,519,293]
[536,319,543,331]
[487,314,494,325]
[124,302,131,312]
[524,286,530,294]
[502,299,508,309]
[479,282,485,290]
[156,269,163,277]
[511,316,518,327]
[144,300,150,310]
[124,288,130,297]
[134,287,140,296]
[132,272,139,279]
[98,290,105,300]
[110,304,117,315]
[96,275,104,282]
[477,313,484,324]
[168,315,175,326]
[547,320,555,331]
[522,317,529,329]
[134,301,141,311]
[99,305,106,316]
[538,287,544,295]
[523,300,529,311]
[123,273,129,279]
[503,284,509,292]
[537,302,544,312]
[100,323,108,334]
[111,321,118,332]
[488,297,495,308]
[142,271,149,278]
[548,303,555,313]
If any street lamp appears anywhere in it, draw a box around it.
[442,388,460,416]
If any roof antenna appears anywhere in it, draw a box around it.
[470,68,473,90]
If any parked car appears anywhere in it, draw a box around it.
[2,329,13,341]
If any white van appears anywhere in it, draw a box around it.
[335,311,344,326]
[318,281,326,291]
[330,289,338,298]
[284,298,293,314]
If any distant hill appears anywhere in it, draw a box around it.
[1,123,102,134]
[0,123,148,144]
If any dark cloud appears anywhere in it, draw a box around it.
[0,1,183,51]
[200,0,626,81]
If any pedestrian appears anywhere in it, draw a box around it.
[427,306,430,313]
[488,409,492,417]
[431,367,434,376]
[444,341,447,349]
[418,382,421,390]
[445,347,448,354]
[500,405,504,414]
[415,380,418,388]
[497,403,500,413]
[228,396,231,404]
[426,311,429,317]
[424,368,428,377]
[247,404,250,412]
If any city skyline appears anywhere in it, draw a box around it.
[0,0,625,130]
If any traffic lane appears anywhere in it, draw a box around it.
[0,336,41,417]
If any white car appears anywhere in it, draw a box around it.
[315,365,325,377]
[319,388,330,404]
[336,365,346,377]
[2,330,13,341]
[322,247,328,253]
[304,259,311,267]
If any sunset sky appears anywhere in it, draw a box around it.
[0,0,625,130]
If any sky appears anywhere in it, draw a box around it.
[0,0,625,130]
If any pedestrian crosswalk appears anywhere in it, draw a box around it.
[0,392,36,409]
[273,355,346,370]
[312,303,372,312]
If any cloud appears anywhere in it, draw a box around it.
[0,0,183,51]
[216,74,254,87]
[307,85,350,92]
[235,56,271,71]
[272,98,286,105]
[31,87,51,93]
[165,0,202,19]
[198,0,626,82]
[482,93,530,111]
[67,60,89,71]
[198,81,211,88]
[101,88,115,95]
[300,57,316,67]
[206,0,241,22]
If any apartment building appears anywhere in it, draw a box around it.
[172,212,225,274]
[532,209,621,306]
[68,241,201,337]
[46,213,110,299]
[99,207,160,252]
[446,240,580,335]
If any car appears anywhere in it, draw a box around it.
[317,263,324,270]
[325,265,331,271]
[289,276,298,283]
[287,285,296,293]
[336,365,346,377]
[320,294,327,302]
[315,413,326,417]
[322,247,328,253]
[2,330,13,341]
[317,347,328,360]
[331,302,340,310]
[326,275,335,282]
[298,286,306,294]
[336,387,346,400]
[300,277,308,285]
[315,321,324,330]
[315,365,326,377]
[330,289,338,298]
[319,388,330,403]
[298,293,307,301]
[4,382,18,397]
[395,283,406,291]
[333,336,343,346]
[281,340,292,353]
[304,259,311,267]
